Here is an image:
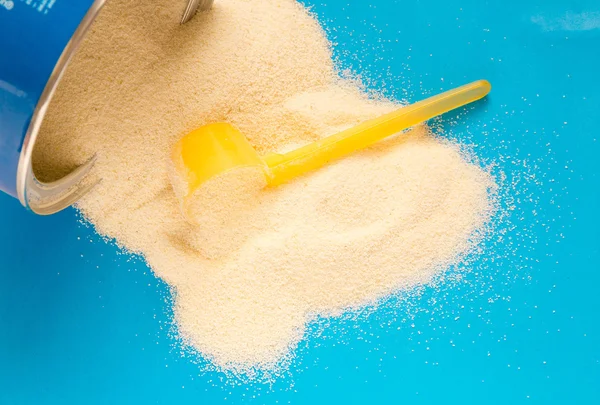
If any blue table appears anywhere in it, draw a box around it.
[1,0,598,403]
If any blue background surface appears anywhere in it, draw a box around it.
[1,0,599,403]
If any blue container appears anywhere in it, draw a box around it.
[0,0,105,214]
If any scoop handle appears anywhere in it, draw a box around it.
[263,80,491,186]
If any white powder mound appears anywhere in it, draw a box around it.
[33,0,496,373]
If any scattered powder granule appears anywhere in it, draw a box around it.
[33,0,497,373]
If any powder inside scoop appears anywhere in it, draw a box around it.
[173,166,268,259]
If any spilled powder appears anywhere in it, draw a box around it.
[33,0,496,373]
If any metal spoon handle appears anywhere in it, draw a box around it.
[181,0,214,24]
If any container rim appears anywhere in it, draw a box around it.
[15,0,107,214]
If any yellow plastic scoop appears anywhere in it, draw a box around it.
[172,80,491,209]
